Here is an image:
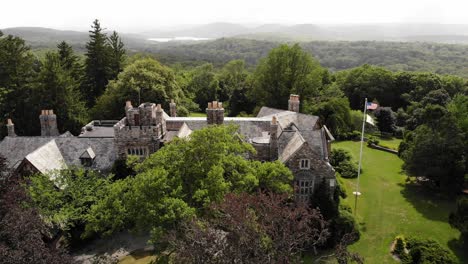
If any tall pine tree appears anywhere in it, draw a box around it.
[57,41,82,83]
[83,19,111,106]
[108,31,125,80]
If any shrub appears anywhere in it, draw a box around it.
[395,236,458,264]
[330,148,352,167]
[337,160,359,179]
[393,235,406,256]
[367,136,380,146]
[329,209,360,246]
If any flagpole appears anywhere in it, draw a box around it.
[354,98,367,215]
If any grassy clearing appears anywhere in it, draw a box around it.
[332,141,465,263]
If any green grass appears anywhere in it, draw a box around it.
[377,137,402,150]
[188,112,206,117]
[332,141,466,263]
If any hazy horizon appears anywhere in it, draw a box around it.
[2,0,468,33]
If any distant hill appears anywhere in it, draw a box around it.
[138,22,468,43]
[3,26,468,77]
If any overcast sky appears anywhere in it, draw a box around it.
[2,0,467,32]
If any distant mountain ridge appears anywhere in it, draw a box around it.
[5,23,468,44]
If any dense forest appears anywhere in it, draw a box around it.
[5,27,468,77]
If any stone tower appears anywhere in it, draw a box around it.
[288,94,300,113]
[39,110,59,136]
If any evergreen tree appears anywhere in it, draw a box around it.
[57,41,82,82]
[83,19,111,106]
[34,52,88,134]
[108,31,125,80]
[0,32,37,137]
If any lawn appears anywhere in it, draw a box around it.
[331,141,466,263]
[118,249,156,264]
[377,137,402,150]
[189,112,206,117]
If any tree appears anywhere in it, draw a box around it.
[252,44,324,110]
[399,114,465,191]
[0,33,37,137]
[108,31,125,80]
[92,58,187,119]
[57,41,82,82]
[0,156,73,263]
[311,97,353,137]
[85,125,293,239]
[83,19,111,106]
[27,169,112,244]
[165,192,329,263]
[33,52,88,134]
[374,107,397,134]
[188,63,220,111]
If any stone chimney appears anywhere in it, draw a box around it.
[269,116,278,160]
[216,102,224,125]
[156,104,166,134]
[288,94,300,112]
[39,110,59,137]
[6,119,16,137]
[125,100,133,112]
[206,101,224,125]
[170,99,177,117]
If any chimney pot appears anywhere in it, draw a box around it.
[208,102,213,109]
[156,104,162,111]
[49,110,54,115]
[7,118,13,125]
[272,116,277,125]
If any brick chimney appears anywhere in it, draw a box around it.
[206,101,224,125]
[6,119,16,137]
[288,94,300,112]
[170,99,177,117]
[39,110,59,137]
[270,116,278,160]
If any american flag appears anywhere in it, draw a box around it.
[366,102,379,110]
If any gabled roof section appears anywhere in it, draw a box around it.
[278,130,306,163]
[0,136,54,170]
[25,140,67,174]
[80,147,96,159]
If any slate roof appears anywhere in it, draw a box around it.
[0,135,116,173]
[278,130,305,162]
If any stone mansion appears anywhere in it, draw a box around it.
[0,95,335,200]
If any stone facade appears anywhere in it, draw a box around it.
[114,102,166,159]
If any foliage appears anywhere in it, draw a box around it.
[252,43,324,110]
[92,58,187,119]
[85,125,293,239]
[329,209,360,247]
[33,52,88,134]
[311,97,353,137]
[165,192,329,263]
[187,63,219,110]
[27,168,112,242]
[330,148,359,179]
[0,31,37,137]
[83,19,112,106]
[374,107,397,134]
[0,159,73,263]
[399,114,465,192]
[394,236,458,264]
[108,31,126,80]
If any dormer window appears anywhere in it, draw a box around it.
[80,147,96,167]
[127,147,148,157]
[300,159,310,169]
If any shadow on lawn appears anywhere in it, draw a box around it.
[399,183,455,222]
